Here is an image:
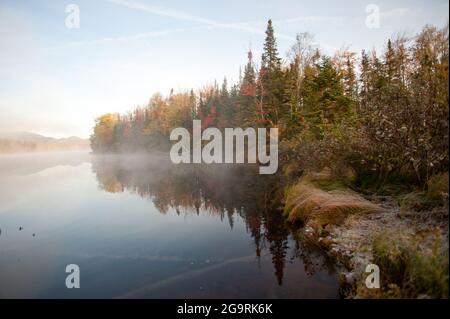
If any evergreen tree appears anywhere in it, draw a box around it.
[261,19,281,70]
[302,57,352,138]
[257,19,287,128]
[238,49,257,126]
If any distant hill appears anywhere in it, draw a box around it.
[0,132,90,154]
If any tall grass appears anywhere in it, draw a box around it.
[358,230,449,298]
[284,177,383,228]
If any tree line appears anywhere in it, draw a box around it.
[91,20,449,188]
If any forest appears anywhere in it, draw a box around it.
[91,20,448,190]
[90,20,449,298]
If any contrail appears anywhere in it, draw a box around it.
[105,0,296,41]
[53,25,215,48]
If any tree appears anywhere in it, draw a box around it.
[287,33,318,113]
[238,49,257,127]
[257,19,287,129]
[261,19,281,70]
[302,57,353,138]
[90,113,119,152]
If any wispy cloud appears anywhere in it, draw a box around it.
[105,0,296,41]
[273,7,411,25]
[381,8,411,18]
[273,15,345,25]
[49,25,215,49]
[50,0,298,49]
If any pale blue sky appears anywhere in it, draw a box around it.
[0,0,448,138]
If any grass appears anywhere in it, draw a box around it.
[399,172,449,211]
[284,170,449,299]
[356,230,449,298]
[284,173,384,228]
[426,172,449,204]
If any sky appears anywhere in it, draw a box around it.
[0,0,448,138]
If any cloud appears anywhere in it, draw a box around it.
[49,25,215,49]
[49,0,299,49]
[381,8,411,18]
[105,0,296,41]
[273,15,345,25]
[273,7,411,26]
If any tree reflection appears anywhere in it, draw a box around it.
[91,154,334,285]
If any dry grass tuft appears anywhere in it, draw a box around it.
[284,179,384,227]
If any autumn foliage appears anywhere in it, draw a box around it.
[91,21,449,190]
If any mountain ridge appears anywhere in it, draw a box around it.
[0,131,90,154]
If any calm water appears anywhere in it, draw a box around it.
[0,151,339,298]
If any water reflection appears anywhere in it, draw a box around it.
[0,151,90,176]
[0,152,339,298]
[91,154,336,287]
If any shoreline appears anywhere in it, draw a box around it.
[288,188,449,298]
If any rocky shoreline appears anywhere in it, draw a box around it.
[295,194,449,298]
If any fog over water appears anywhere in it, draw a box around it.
[0,151,339,298]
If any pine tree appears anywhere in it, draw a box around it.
[242,50,256,89]
[302,57,352,138]
[261,19,281,70]
[238,49,257,126]
[343,52,357,99]
[283,57,302,138]
[219,77,230,127]
[257,19,287,128]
